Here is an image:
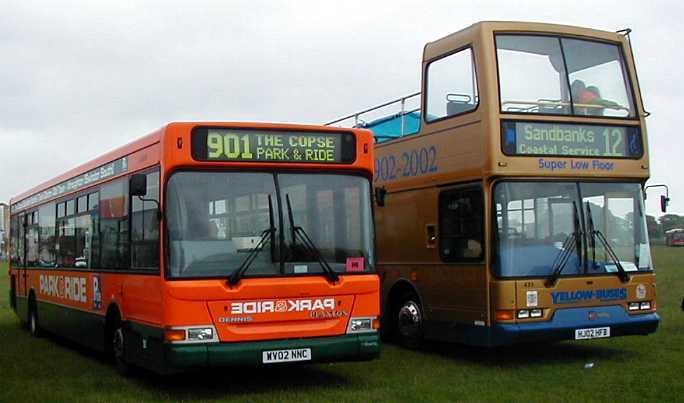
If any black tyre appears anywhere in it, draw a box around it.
[394,292,424,349]
[28,297,41,337]
[9,278,16,311]
[108,317,130,375]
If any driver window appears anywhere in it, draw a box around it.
[426,47,478,121]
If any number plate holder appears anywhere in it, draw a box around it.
[262,348,312,364]
[575,327,610,340]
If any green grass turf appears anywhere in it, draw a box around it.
[0,246,682,402]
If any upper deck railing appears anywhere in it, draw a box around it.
[325,92,421,141]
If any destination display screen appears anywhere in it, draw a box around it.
[501,121,642,159]
[191,127,356,164]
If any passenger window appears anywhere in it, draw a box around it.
[38,203,56,267]
[74,195,98,270]
[439,187,484,262]
[77,196,88,214]
[26,210,40,266]
[100,179,129,269]
[426,47,478,122]
[88,193,99,211]
[10,215,22,267]
[57,201,76,268]
[131,171,160,269]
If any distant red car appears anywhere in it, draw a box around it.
[665,230,684,246]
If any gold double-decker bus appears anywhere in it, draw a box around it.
[327,21,659,346]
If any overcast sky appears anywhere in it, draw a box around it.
[1,0,681,217]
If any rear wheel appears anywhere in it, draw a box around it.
[9,277,16,311]
[394,293,424,349]
[28,297,41,337]
[107,315,130,375]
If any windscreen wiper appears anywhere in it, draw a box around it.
[585,201,630,283]
[547,201,582,287]
[228,195,276,287]
[285,194,339,284]
[585,201,597,270]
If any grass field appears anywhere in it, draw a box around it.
[1,247,682,402]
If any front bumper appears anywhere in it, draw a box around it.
[491,305,659,346]
[163,333,380,372]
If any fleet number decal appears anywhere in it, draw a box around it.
[375,146,438,182]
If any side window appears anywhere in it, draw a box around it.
[100,179,129,269]
[57,201,76,267]
[426,47,478,122]
[131,171,160,269]
[26,211,40,266]
[75,193,99,269]
[439,187,484,262]
[10,215,22,267]
[38,203,56,267]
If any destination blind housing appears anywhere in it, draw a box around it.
[501,121,643,159]
[191,127,357,164]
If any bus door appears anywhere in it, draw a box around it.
[17,213,28,298]
[426,185,487,325]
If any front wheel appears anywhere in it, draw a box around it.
[395,294,424,349]
[110,321,130,375]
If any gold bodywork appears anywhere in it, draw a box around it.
[371,21,655,335]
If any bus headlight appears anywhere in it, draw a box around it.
[188,327,214,341]
[347,317,378,334]
[628,301,653,312]
[517,309,542,319]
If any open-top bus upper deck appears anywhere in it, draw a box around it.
[329,21,649,188]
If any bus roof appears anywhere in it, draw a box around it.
[10,121,373,210]
[423,21,628,61]
[10,128,162,207]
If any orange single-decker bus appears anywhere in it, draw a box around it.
[8,122,379,374]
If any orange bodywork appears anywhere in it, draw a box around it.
[9,122,379,346]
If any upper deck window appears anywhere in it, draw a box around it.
[496,35,636,118]
[425,47,478,122]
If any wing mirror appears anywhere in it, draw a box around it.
[129,174,162,220]
[130,174,147,197]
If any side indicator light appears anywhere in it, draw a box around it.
[495,310,514,321]
[164,329,186,342]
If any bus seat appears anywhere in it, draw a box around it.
[446,101,473,116]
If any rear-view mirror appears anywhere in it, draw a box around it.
[130,174,147,197]
[660,195,670,213]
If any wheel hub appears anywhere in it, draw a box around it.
[113,328,125,358]
[398,300,422,338]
